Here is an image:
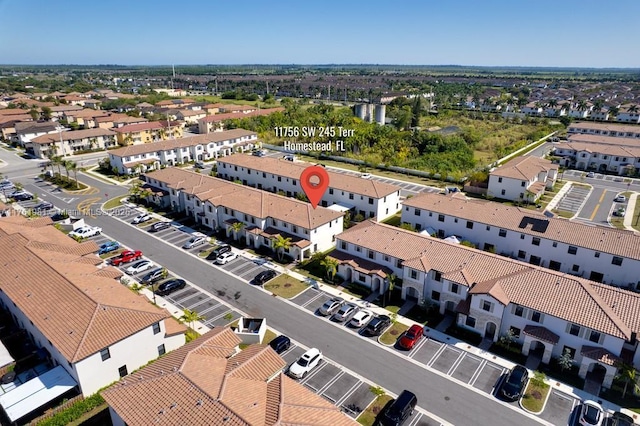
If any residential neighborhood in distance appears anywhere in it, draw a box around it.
[0,2,640,425]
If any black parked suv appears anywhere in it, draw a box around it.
[363,315,391,336]
[206,244,231,260]
[150,221,172,232]
[379,390,417,426]
[155,279,186,296]
[498,365,529,401]
[269,335,291,354]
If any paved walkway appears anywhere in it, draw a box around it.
[623,192,638,232]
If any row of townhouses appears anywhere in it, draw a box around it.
[568,122,640,139]
[0,215,186,424]
[197,107,284,133]
[216,154,402,222]
[553,134,640,175]
[112,120,184,145]
[332,220,640,389]
[29,128,118,158]
[400,192,640,288]
[141,168,344,261]
[517,103,640,123]
[486,156,558,202]
[108,129,259,175]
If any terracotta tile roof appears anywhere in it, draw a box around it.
[220,105,257,112]
[102,327,356,426]
[199,108,284,124]
[0,216,173,363]
[329,250,392,278]
[31,128,116,144]
[523,325,560,344]
[164,317,188,337]
[113,120,180,133]
[258,227,310,249]
[109,129,256,158]
[15,121,59,134]
[554,141,640,157]
[337,221,635,339]
[64,108,110,119]
[580,345,621,366]
[569,122,640,134]
[490,156,556,180]
[218,155,400,198]
[402,192,640,261]
[50,105,84,112]
[145,168,343,229]
[0,108,29,116]
[567,133,640,146]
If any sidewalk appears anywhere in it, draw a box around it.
[623,192,638,232]
[544,180,574,212]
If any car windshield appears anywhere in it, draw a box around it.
[297,358,309,367]
[584,405,600,423]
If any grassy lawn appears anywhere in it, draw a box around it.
[521,380,550,413]
[379,322,408,345]
[357,394,393,426]
[99,248,125,259]
[552,209,574,219]
[297,154,448,188]
[264,274,309,299]
[198,243,224,258]
[382,213,402,227]
[632,195,640,232]
[103,195,127,210]
[137,218,158,227]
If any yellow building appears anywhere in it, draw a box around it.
[113,120,184,146]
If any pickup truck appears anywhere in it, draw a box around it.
[110,250,143,266]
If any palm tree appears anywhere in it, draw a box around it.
[628,104,639,114]
[67,160,79,189]
[609,106,620,118]
[179,308,204,331]
[128,181,142,203]
[320,257,339,282]
[577,100,588,111]
[51,156,63,177]
[272,234,292,261]
[230,221,245,241]
[548,99,558,108]
[62,159,71,181]
[384,273,397,307]
[615,361,640,398]
[123,135,133,146]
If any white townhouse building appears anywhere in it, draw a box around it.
[217,155,401,222]
[568,122,640,139]
[29,128,117,158]
[108,129,258,175]
[400,192,640,288]
[333,220,640,389]
[141,168,344,261]
[553,135,640,175]
[487,156,557,202]
[520,103,543,116]
[0,216,186,422]
[14,121,60,146]
[615,106,640,124]
[197,107,283,134]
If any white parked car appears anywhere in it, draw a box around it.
[132,213,152,224]
[349,309,374,328]
[614,195,627,203]
[69,226,102,239]
[288,348,323,379]
[125,260,154,275]
[215,251,238,265]
[360,173,372,179]
[578,400,603,426]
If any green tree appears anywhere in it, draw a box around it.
[128,181,142,202]
[615,361,640,398]
[320,257,339,282]
[41,106,52,120]
[411,96,422,128]
[557,348,574,373]
[179,308,204,330]
[68,161,79,189]
[384,273,397,307]
[230,221,245,241]
[51,155,63,176]
[62,159,71,181]
[499,328,516,349]
[28,108,39,121]
[272,234,292,261]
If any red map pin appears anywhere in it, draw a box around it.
[300,166,330,209]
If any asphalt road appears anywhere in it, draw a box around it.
[89,213,544,426]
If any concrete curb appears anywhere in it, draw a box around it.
[518,381,552,416]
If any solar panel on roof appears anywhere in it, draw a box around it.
[518,216,550,233]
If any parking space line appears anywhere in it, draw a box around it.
[468,359,487,386]
[317,370,344,394]
[335,380,362,407]
[301,292,323,307]
[205,309,233,324]
[408,337,428,358]
[426,340,447,367]
[196,303,223,316]
[446,349,465,375]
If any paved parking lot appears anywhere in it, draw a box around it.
[540,390,579,426]
[106,206,279,284]
[326,167,441,197]
[555,185,591,215]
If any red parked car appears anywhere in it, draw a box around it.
[110,250,143,266]
[398,324,423,350]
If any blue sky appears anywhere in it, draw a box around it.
[1,0,639,67]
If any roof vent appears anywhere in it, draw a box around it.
[223,417,230,422]
[196,400,203,406]
[170,403,177,409]
[158,409,165,415]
